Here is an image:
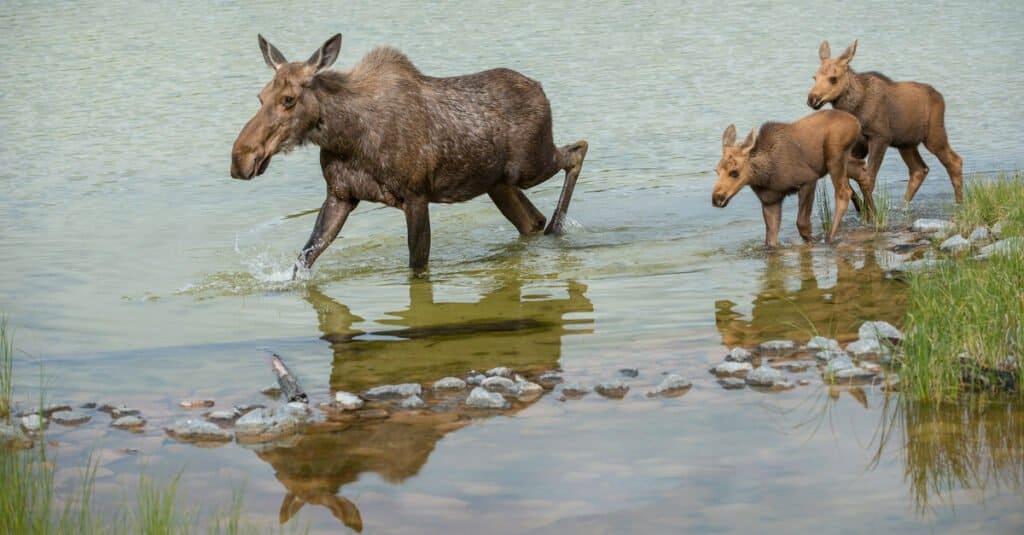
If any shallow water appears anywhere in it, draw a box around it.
[2,1,1023,533]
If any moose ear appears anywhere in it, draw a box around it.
[740,127,758,155]
[722,124,737,147]
[818,40,831,62]
[308,34,342,73]
[258,34,288,70]
[838,39,857,65]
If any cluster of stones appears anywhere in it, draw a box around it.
[887,218,1022,276]
[707,321,903,392]
[1,402,147,449]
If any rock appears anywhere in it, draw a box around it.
[20,414,44,432]
[757,340,800,353]
[833,367,878,381]
[891,240,931,254]
[968,227,990,243]
[860,362,883,374]
[179,399,215,409]
[432,377,467,391]
[594,381,630,399]
[51,411,92,426]
[725,347,755,362]
[772,361,812,373]
[912,218,954,233]
[362,383,422,400]
[939,234,971,254]
[646,374,692,397]
[234,403,265,414]
[37,403,72,416]
[235,403,314,440]
[111,416,145,430]
[333,391,365,410]
[465,387,509,409]
[977,237,1024,259]
[110,407,140,419]
[512,381,544,400]
[814,349,849,362]
[166,419,233,442]
[618,368,640,378]
[485,366,515,378]
[886,258,947,277]
[858,321,902,343]
[877,374,901,391]
[717,377,746,390]
[709,361,753,376]
[806,336,841,352]
[1,424,33,448]
[399,395,426,409]
[560,382,591,398]
[79,402,98,409]
[992,221,1003,239]
[538,372,564,387]
[260,384,282,398]
[847,338,889,357]
[823,354,855,376]
[356,408,390,419]
[481,376,516,394]
[745,366,784,387]
[205,410,240,422]
[465,373,486,386]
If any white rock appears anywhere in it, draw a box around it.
[912,218,954,233]
[465,387,509,409]
[362,383,422,400]
[167,419,232,442]
[858,321,902,342]
[725,347,755,362]
[432,377,467,391]
[833,367,878,381]
[481,376,516,393]
[806,336,840,352]
[977,237,1024,259]
[646,374,693,397]
[709,361,753,376]
[594,381,630,399]
[968,226,990,243]
[745,366,783,387]
[512,381,544,400]
[561,382,591,397]
[847,338,889,357]
[20,414,44,432]
[334,391,364,410]
[824,354,855,375]
[758,340,800,353]
[939,234,971,253]
[485,366,515,378]
[399,395,426,409]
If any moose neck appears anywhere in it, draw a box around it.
[747,150,775,189]
[833,70,867,113]
[304,72,364,157]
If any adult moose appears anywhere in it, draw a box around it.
[712,110,872,247]
[807,40,963,203]
[230,34,588,275]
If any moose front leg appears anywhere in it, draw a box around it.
[404,197,431,270]
[862,136,888,196]
[762,201,783,248]
[293,196,358,278]
[795,181,817,242]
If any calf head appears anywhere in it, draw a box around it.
[230,34,343,180]
[807,39,857,110]
[712,124,758,208]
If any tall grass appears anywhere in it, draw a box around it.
[900,173,1024,402]
[816,181,833,235]
[1,316,12,420]
[869,181,895,232]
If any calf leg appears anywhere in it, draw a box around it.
[404,198,431,271]
[795,181,817,242]
[898,146,930,203]
[762,201,783,248]
[846,154,876,219]
[846,155,867,214]
[924,134,964,203]
[826,154,852,243]
[293,196,358,278]
[488,184,546,235]
[544,140,589,235]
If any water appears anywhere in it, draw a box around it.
[2,1,1023,533]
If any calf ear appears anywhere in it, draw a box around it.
[740,127,758,155]
[308,34,342,73]
[838,39,857,66]
[258,34,288,70]
[722,124,737,147]
[818,40,831,62]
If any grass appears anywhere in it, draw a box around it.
[869,181,895,232]
[816,181,833,235]
[899,173,1024,402]
[1,316,12,420]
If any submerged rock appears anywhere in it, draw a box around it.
[594,381,630,399]
[646,374,692,397]
[772,361,812,373]
[618,368,640,378]
[465,387,509,409]
[538,372,564,387]
[166,419,233,442]
[333,391,365,410]
[110,407,141,419]
[847,338,889,357]
[757,340,800,353]
[20,414,44,432]
[940,234,971,254]
[399,395,426,409]
[205,410,240,422]
[814,349,849,362]
[179,399,215,409]
[709,361,753,376]
[717,377,746,390]
[512,381,544,400]
[481,376,516,394]
[432,377,467,391]
[51,410,92,426]
[1,424,33,448]
[886,258,947,276]
[858,321,902,343]
[745,365,784,387]
[806,336,841,352]
[823,354,856,376]
[362,383,422,400]
[485,366,515,379]
[725,347,755,363]
[977,237,1024,259]
[968,226,990,243]
[111,415,145,430]
[235,403,314,440]
[833,367,878,382]
[560,382,591,398]
[912,218,954,233]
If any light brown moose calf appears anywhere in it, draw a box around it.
[808,40,963,203]
[712,110,872,247]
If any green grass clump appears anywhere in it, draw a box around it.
[816,182,834,235]
[900,173,1024,402]
[1,316,12,420]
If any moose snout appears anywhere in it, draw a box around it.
[807,93,823,110]
[712,192,729,208]
[230,149,269,180]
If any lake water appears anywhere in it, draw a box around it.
[2,1,1023,533]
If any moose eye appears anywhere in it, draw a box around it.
[282,95,295,108]
[829,76,838,85]
[729,170,739,178]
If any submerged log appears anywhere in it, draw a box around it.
[270,353,308,403]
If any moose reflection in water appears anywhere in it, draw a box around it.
[248,274,592,531]
[715,246,905,348]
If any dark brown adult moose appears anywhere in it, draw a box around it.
[230,34,588,275]
[712,110,872,247]
[807,40,963,203]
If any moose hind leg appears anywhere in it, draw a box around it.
[795,181,817,242]
[898,146,930,203]
[924,135,963,203]
[544,140,589,235]
[404,198,431,271]
[488,184,546,235]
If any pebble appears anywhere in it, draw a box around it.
[465,387,509,409]
[21,414,44,432]
[485,366,515,378]
[594,381,630,399]
[618,368,640,378]
[205,410,240,422]
[111,416,145,430]
[481,376,516,393]
[912,218,954,233]
[940,234,971,254]
[968,226,990,243]
[333,391,365,410]
[846,338,889,357]
[725,347,755,363]
[709,361,753,376]
[512,381,544,400]
[717,377,746,390]
[51,410,92,426]
[745,365,784,387]
[399,395,426,409]
[166,419,233,442]
[560,382,591,398]
[858,321,902,343]
[179,399,215,409]
[432,377,467,391]
[806,336,841,352]
[538,372,564,387]
[362,383,422,400]
[757,340,800,353]
[646,374,692,397]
